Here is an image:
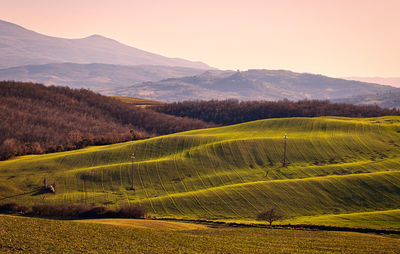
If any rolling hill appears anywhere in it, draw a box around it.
[113,70,400,102]
[0,19,211,69]
[1,116,400,229]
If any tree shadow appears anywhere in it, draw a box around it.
[0,190,38,201]
[31,188,46,196]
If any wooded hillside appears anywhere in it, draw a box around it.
[153,99,400,125]
[0,81,211,160]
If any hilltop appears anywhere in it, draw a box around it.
[1,116,399,229]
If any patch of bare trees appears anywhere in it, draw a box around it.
[153,99,400,125]
[0,81,212,160]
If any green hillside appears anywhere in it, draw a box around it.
[1,116,400,228]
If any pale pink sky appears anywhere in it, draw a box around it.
[1,0,399,77]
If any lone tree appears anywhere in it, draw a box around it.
[256,207,283,226]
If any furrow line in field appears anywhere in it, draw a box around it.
[140,170,400,203]
[220,140,249,184]
[137,163,155,213]
[141,139,159,213]
[192,144,242,217]
[228,140,273,204]
[159,138,185,216]
[184,146,217,218]
[180,137,219,217]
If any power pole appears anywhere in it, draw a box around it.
[282,133,288,167]
[130,153,135,190]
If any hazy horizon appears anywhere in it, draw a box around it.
[1,0,399,78]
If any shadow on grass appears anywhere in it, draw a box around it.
[0,190,38,201]
[31,188,47,196]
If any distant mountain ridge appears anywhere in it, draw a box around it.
[0,19,212,69]
[113,69,400,102]
[0,62,206,94]
[1,63,398,103]
[1,19,399,103]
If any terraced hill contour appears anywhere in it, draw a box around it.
[1,116,400,228]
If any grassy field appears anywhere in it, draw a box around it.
[77,218,208,230]
[1,215,399,253]
[283,209,400,230]
[1,116,400,229]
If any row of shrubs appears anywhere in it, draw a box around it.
[0,202,146,219]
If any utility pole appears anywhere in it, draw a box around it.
[130,153,135,190]
[282,133,288,167]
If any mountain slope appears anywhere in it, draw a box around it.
[0,19,211,69]
[1,116,400,229]
[115,70,400,101]
[345,77,400,88]
[332,92,400,109]
[0,63,207,93]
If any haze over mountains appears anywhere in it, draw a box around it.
[0,63,206,93]
[0,19,211,70]
[0,19,399,105]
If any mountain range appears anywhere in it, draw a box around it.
[0,19,211,70]
[1,19,399,105]
[0,62,206,94]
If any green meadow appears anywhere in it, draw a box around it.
[1,116,400,229]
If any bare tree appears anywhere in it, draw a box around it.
[256,207,283,226]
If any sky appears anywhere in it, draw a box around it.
[1,0,399,77]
